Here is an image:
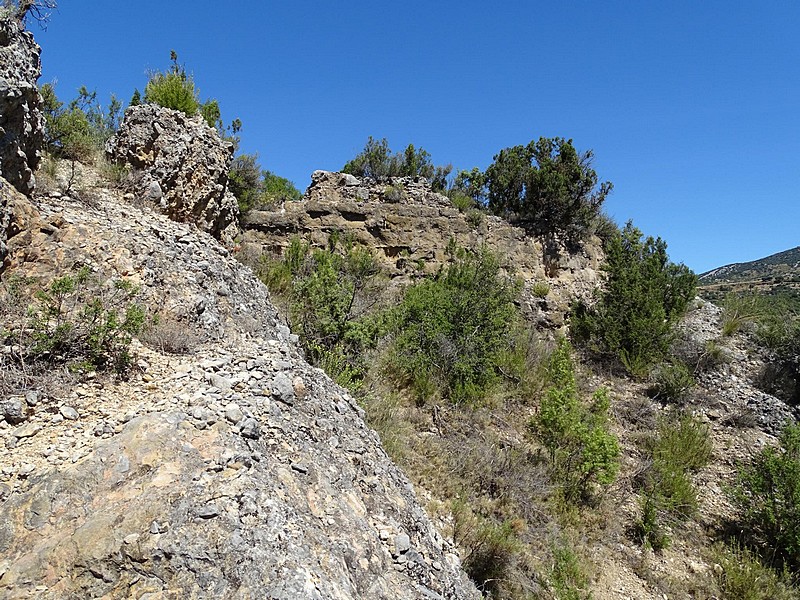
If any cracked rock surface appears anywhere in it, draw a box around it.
[0,16,44,196]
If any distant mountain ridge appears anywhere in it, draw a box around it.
[700,245,800,286]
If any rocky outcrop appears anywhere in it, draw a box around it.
[242,170,604,329]
[0,183,479,599]
[106,104,240,245]
[0,175,38,273]
[0,16,44,195]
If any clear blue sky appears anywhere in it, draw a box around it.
[34,1,799,274]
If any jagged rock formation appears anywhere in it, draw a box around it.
[242,170,604,329]
[0,16,44,196]
[0,181,479,599]
[106,104,240,245]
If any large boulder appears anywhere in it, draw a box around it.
[106,103,240,245]
[0,16,44,195]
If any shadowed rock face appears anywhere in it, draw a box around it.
[0,184,480,600]
[242,170,604,330]
[0,16,44,196]
[106,103,241,245]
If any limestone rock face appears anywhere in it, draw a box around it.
[0,16,44,195]
[0,183,479,599]
[243,170,604,329]
[106,103,240,245]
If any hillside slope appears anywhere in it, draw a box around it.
[700,246,800,286]
[0,174,479,599]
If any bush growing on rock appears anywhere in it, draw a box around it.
[144,52,200,118]
[143,51,225,130]
[571,221,697,377]
[484,137,612,242]
[343,136,452,190]
[1,267,145,376]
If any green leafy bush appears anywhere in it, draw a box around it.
[142,52,233,132]
[3,267,145,375]
[484,137,612,241]
[572,221,697,377]
[649,360,695,402]
[451,167,487,204]
[40,84,121,163]
[532,281,550,299]
[383,182,406,203]
[530,338,620,503]
[229,153,301,213]
[449,189,476,212]
[258,235,386,390]
[636,413,711,549]
[144,53,201,117]
[730,422,800,569]
[548,542,591,600]
[391,246,521,404]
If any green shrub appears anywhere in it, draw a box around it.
[4,267,145,375]
[144,52,201,117]
[532,281,550,298]
[649,360,695,402]
[721,293,765,336]
[449,189,475,212]
[391,246,521,404]
[713,542,799,600]
[262,170,301,204]
[636,413,711,549]
[383,183,406,203]
[730,422,800,570]
[484,137,612,242]
[549,542,591,600]
[451,499,522,598]
[258,235,386,390]
[465,208,484,228]
[40,84,123,167]
[572,221,697,377]
[229,153,301,213]
[530,338,620,503]
[451,167,487,205]
[343,136,452,190]
[695,339,729,372]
